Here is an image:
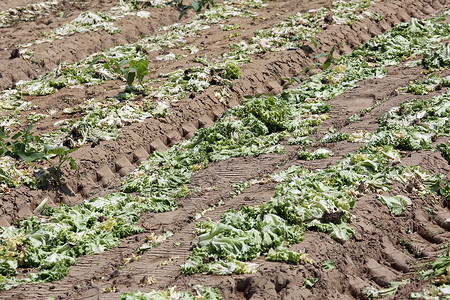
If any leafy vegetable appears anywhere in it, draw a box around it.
[349,130,371,143]
[302,278,319,289]
[222,62,241,79]
[120,285,222,300]
[0,1,59,28]
[430,252,450,278]
[366,93,450,151]
[407,73,449,95]
[285,136,314,146]
[377,195,412,216]
[422,43,450,70]
[320,127,350,143]
[322,260,335,270]
[0,157,35,190]
[363,280,409,299]
[297,148,332,160]
[410,285,450,299]
[265,246,313,264]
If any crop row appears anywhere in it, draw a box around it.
[15,0,171,60]
[0,0,382,193]
[0,0,61,28]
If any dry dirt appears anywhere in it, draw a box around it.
[0,0,450,299]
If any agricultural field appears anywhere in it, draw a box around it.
[0,0,450,299]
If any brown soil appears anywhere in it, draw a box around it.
[0,0,449,299]
[0,1,185,91]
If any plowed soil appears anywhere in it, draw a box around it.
[1,0,449,299]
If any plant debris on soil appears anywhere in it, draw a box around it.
[1,0,450,299]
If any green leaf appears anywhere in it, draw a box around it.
[314,53,328,59]
[377,195,412,216]
[438,142,450,163]
[309,37,319,48]
[430,252,450,276]
[191,0,201,11]
[119,59,131,69]
[46,147,75,157]
[11,132,21,140]
[363,280,409,298]
[130,59,149,87]
[323,46,335,70]
[125,70,136,87]
[322,260,335,270]
[179,6,190,20]
[69,157,77,171]
[16,150,44,162]
[0,260,18,276]
[302,278,318,289]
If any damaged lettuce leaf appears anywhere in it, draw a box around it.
[419,251,450,280]
[353,18,450,66]
[410,285,450,300]
[309,220,355,242]
[0,90,29,111]
[0,192,169,289]
[322,260,335,270]
[136,232,173,254]
[120,285,222,300]
[422,43,450,70]
[320,127,350,143]
[0,156,35,190]
[302,277,319,289]
[385,165,449,198]
[297,148,332,160]
[407,73,450,95]
[364,280,410,299]
[0,1,59,28]
[45,98,153,146]
[414,251,450,298]
[265,246,313,265]
[376,195,412,216]
[366,93,450,151]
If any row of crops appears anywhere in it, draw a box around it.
[0,0,381,192]
[112,10,450,295]
[1,0,450,298]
